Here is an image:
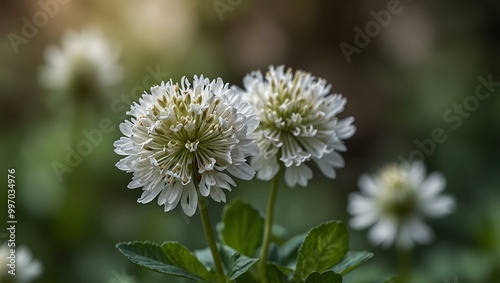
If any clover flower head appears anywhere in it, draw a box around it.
[114,76,259,216]
[39,28,123,96]
[0,243,43,283]
[348,162,456,249]
[235,65,356,187]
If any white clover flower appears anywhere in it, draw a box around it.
[348,162,456,249]
[0,243,43,283]
[39,28,123,95]
[235,65,356,187]
[114,76,259,216]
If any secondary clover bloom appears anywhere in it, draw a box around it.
[114,76,259,216]
[0,243,43,283]
[39,28,123,96]
[348,162,456,249]
[235,65,356,187]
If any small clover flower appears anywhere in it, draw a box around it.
[39,28,123,97]
[114,76,259,216]
[0,243,43,283]
[235,65,356,187]
[348,162,456,249]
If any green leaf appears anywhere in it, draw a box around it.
[265,262,291,283]
[294,221,349,281]
[331,251,373,275]
[232,272,261,283]
[116,241,214,282]
[194,245,261,282]
[278,233,307,265]
[305,271,342,283]
[193,248,214,270]
[161,242,216,281]
[220,245,259,281]
[221,200,264,257]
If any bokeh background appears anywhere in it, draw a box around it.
[1,0,500,282]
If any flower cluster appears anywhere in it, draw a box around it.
[348,162,456,249]
[235,65,356,187]
[114,76,259,216]
[110,64,458,283]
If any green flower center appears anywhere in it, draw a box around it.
[261,71,316,134]
[380,179,418,219]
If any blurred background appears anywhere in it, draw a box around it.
[1,0,499,282]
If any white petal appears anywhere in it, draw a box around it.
[313,151,345,179]
[181,183,198,217]
[226,162,255,180]
[164,183,182,212]
[137,182,163,203]
[252,155,280,181]
[296,137,328,159]
[116,158,131,171]
[210,186,226,202]
[357,174,379,196]
[199,174,210,197]
[336,117,356,139]
[420,172,446,198]
[168,182,183,204]
[409,218,433,244]
[421,195,455,217]
[157,185,169,205]
[241,141,260,156]
[284,164,313,187]
[397,217,433,248]
[368,218,397,248]
[409,161,426,185]
[349,213,378,229]
[347,193,377,215]
[119,121,134,137]
[127,178,143,189]
[114,138,132,155]
[213,172,236,190]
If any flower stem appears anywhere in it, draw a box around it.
[259,170,282,282]
[198,195,226,283]
[397,246,412,283]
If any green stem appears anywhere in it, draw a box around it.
[198,195,226,283]
[67,103,84,189]
[397,246,412,283]
[259,170,282,282]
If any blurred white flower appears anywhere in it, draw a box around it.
[0,243,43,283]
[39,28,123,95]
[235,65,356,187]
[114,76,259,216]
[348,162,456,249]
